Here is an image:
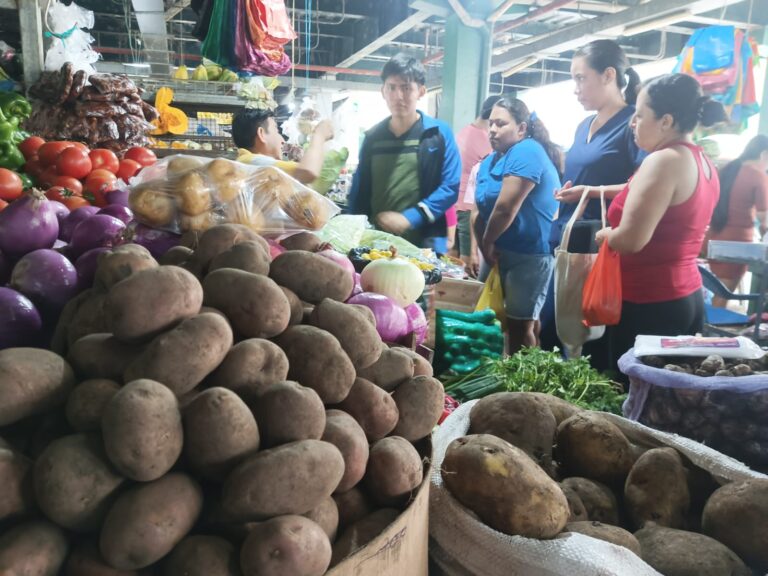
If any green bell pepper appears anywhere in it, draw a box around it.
[0,108,24,170]
[18,173,33,189]
[0,91,32,121]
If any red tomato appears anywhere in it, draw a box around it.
[89,149,120,174]
[38,166,59,189]
[0,199,7,212]
[52,175,84,196]
[18,136,45,161]
[24,158,44,180]
[45,186,90,210]
[84,169,118,207]
[61,194,91,210]
[0,168,23,201]
[124,147,157,167]
[116,159,142,182]
[69,142,89,153]
[38,141,75,166]
[57,147,92,180]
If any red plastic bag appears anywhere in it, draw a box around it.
[582,241,622,327]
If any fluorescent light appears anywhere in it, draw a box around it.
[621,11,690,36]
[501,56,539,78]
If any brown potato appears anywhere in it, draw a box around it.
[330,509,399,567]
[240,515,331,576]
[51,288,93,355]
[174,171,211,216]
[163,535,241,576]
[625,447,690,530]
[556,411,635,485]
[158,245,194,266]
[102,379,183,482]
[527,392,584,424]
[67,333,143,383]
[65,540,141,576]
[0,348,75,426]
[209,240,271,276]
[276,326,356,404]
[191,224,267,274]
[442,434,569,538]
[356,347,414,392]
[180,210,216,232]
[222,440,344,520]
[0,446,33,523]
[334,378,398,442]
[100,473,203,571]
[333,488,372,533]
[280,231,322,252]
[106,265,203,343]
[280,190,331,230]
[66,378,121,432]
[561,477,620,525]
[207,339,289,403]
[364,436,423,507]
[253,381,326,447]
[218,176,247,203]
[66,291,108,346]
[123,313,233,396]
[562,521,641,556]
[392,375,444,442]
[167,156,204,177]
[560,483,589,522]
[34,434,125,532]
[281,287,304,326]
[702,478,768,571]
[395,347,434,377]
[309,298,382,369]
[226,200,267,232]
[635,524,751,576]
[203,268,290,339]
[322,409,369,493]
[0,520,68,576]
[95,244,158,291]
[183,387,260,481]
[269,251,353,303]
[303,496,340,542]
[130,184,176,227]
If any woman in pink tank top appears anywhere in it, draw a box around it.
[595,74,728,375]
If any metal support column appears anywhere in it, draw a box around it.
[18,0,44,85]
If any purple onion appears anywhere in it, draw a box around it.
[60,206,99,243]
[10,249,79,316]
[97,204,134,224]
[0,287,43,349]
[75,247,111,291]
[105,188,130,208]
[49,200,70,227]
[403,302,428,346]
[69,214,126,258]
[0,190,59,260]
[122,223,180,258]
[347,292,408,342]
[349,272,363,298]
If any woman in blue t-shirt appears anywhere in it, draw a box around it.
[473,97,562,354]
[540,39,646,359]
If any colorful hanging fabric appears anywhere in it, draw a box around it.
[235,0,292,75]
[200,0,235,67]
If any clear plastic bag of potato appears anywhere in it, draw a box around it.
[128,156,340,235]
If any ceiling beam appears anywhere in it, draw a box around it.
[164,0,189,21]
[491,0,746,74]
[335,11,431,68]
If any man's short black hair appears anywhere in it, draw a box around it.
[381,53,426,86]
[231,107,275,149]
[480,95,501,120]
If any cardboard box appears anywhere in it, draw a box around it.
[424,278,485,348]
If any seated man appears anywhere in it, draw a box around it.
[231,107,334,185]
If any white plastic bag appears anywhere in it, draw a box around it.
[43,1,99,75]
[632,335,765,360]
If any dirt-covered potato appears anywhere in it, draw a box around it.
[67,333,143,383]
[159,245,194,266]
[95,244,158,291]
[280,231,322,252]
[624,447,690,530]
[66,291,108,347]
[635,524,750,576]
[183,387,260,481]
[253,381,325,447]
[0,446,33,523]
[469,392,557,473]
[322,409,369,493]
[100,473,203,571]
[65,540,141,576]
[364,436,423,507]
[123,313,233,396]
[559,483,589,522]
[102,379,183,482]
[207,339,289,403]
[562,521,641,555]
[395,347,434,377]
[442,434,569,538]
[191,224,267,274]
[392,375,444,442]
[51,289,94,355]
[222,440,344,520]
[561,477,620,525]
[333,488,373,533]
[0,347,75,426]
[209,240,271,276]
[34,434,125,532]
[335,377,399,442]
[309,298,382,369]
[65,379,121,432]
[276,326,356,404]
[163,535,241,576]
[303,496,339,542]
[527,392,584,424]
[203,268,290,339]
[356,347,414,392]
[106,265,203,343]
[281,287,304,326]
[240,515,331,576]
[331,508,400,567]
[0,520,68,576]
[556,412,635,484]
[702,479,768,571]
[270,251,353,303]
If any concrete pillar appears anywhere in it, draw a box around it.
[18,0,44,85]
[759,27,768,135]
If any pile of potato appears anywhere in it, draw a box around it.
[0,224,442,576]
[441,392,768,576]
[638,354,768,469]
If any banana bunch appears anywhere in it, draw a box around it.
[192,64,208,81]
[172,65,189,80]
